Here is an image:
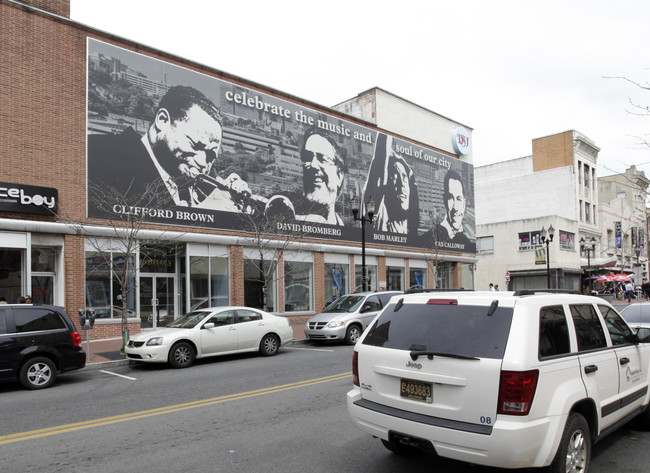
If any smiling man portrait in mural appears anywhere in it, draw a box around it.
[293,128,347,226]
[88,85,252,213]
[420,169,474,252]
[364,133,419,237]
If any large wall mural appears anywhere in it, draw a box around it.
[86,39,475,254]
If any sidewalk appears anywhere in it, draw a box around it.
[83,316,309,368]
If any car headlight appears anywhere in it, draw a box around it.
[146,337,164,346]
[327,321,345,328]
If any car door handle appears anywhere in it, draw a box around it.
[619,357,630,365]
[584,365,598,374]
[228,327,236,331]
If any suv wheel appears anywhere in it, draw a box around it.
[548,412,591,473]
[345,325,362,345]
[20,357,57,390]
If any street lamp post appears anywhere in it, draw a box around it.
[540,225,555,289]
[580,236,597,293]
[351,196,375,292]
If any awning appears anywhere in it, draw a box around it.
[593,273,634,283]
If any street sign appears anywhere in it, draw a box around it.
[505,271,510,282]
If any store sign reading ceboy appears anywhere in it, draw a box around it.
[0,182,58,215]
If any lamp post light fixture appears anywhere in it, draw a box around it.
[580,236,597,293]
[540,224,555,289]
[351,196,375,292]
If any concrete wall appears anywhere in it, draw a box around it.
[333,88,473,164]
[475,156,576,225]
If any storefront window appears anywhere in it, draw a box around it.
[85,251,135,319]
[355,265,377,292]
[0,248,23,304]
[284,260,313,312]
[435,262,452,289]
[140,245,176,273]
[462,263,475,290]
[386,266,405,291]
[244,259,276,312]
[31,247,57,304]
[409,267,427,290]
[324,263,348,303]
[189,255,229,311]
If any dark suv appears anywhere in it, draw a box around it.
[0,304,86,389]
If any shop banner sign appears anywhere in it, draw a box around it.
[86,39,475,254]
[0,181,57,215]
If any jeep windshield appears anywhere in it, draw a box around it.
[323,295,365,313]
[363,302,514,359]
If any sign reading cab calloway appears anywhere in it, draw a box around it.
[0,182,58,215]
[86,39,476,254]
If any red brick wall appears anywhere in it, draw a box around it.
[1,0,469,340]
[13,0,70,17]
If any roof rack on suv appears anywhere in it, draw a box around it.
[404,288,475,294]
[512,289,580,296]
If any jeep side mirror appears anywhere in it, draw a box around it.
[636,327,650,343]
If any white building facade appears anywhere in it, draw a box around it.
[475,130,600,291]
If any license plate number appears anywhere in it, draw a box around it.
[400,379,433,403]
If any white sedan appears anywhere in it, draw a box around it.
[125,307,293,368]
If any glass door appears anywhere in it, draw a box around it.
[140,274,175,328]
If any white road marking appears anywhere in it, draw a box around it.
[99,370,137,381]
[286,347,335,352]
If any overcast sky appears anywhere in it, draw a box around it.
[70,0,650,177]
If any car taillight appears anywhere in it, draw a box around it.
[352,350,359,386]
[70,331,82,347]
[497,370,538,416]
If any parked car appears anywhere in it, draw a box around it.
[125,307,293,368]
[0,304,86,389]
[304,291,402,344]
[347,290,650,472]
[619,302,650,331]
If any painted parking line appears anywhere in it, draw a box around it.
[285,347,336,352]
[99,370,137,381]
[0,371,352,445]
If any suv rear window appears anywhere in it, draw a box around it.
[14,308,66,332]
[362,302,514,359]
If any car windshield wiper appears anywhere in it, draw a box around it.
[409,350,479,361]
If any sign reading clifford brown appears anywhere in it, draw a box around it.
[86,39,476,254]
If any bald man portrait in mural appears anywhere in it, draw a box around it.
[292,128,347,225]
[88,85,252,213]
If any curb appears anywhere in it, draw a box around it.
[83,337,312,370]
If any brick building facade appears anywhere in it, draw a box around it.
[1,0,476,339]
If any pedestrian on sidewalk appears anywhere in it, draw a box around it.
[625,281,635,303]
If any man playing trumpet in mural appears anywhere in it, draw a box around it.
[88,85,253,212]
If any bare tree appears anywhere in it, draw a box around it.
[61,178,178,353]
[236,196,315,311]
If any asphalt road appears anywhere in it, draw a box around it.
[1,344,650,473]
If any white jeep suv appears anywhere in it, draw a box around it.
[347,290,650,472]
